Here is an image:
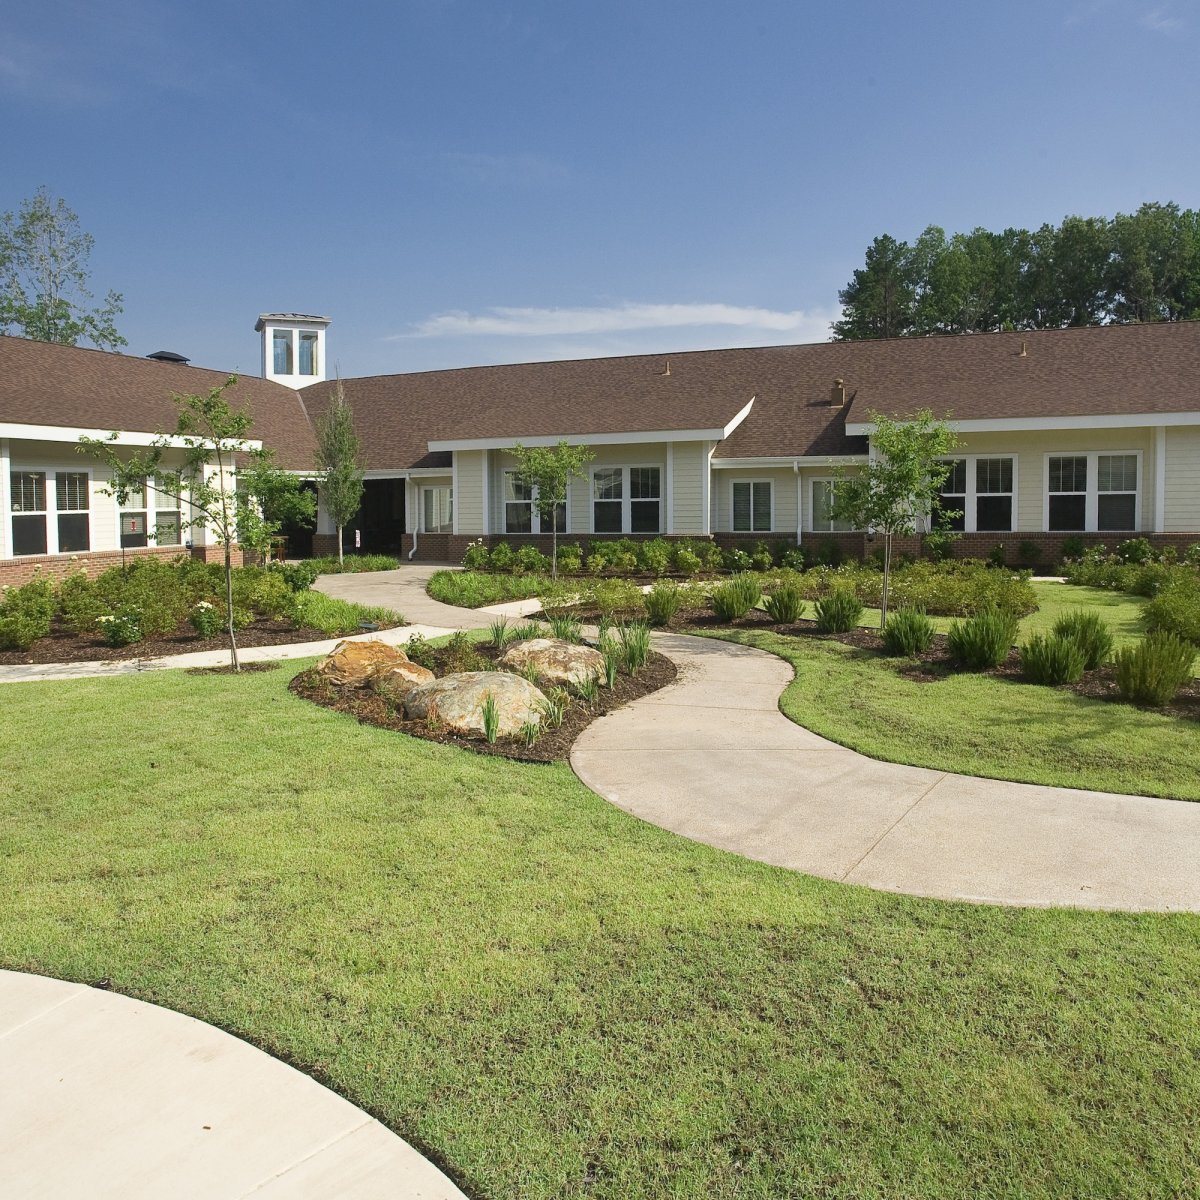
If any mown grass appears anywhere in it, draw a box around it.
[710,628,1200,802]
[1,665,1198,1198]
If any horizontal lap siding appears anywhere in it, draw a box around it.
[453,450,484,534]
[670,442,706,534]
[1165,427,1200,532]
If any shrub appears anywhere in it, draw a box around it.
[750,540,775,571]
[723,546,752,572]
[1116,537,1154,564]
[488,542,516,573]
[403,632,435,671]
[987,542,1008,568]
[812,538,844,567]
[514,544,551,574]
[1185,544,1200,567]
[1051,609,1114,669]
[883,607,935,656]
[592,579,644,617]
[586,538,639,575]
[814,589,864,633]
[461,539,490,570]
[1060,536,1087,561]
[0,576,56,648]
[273,560,320,591]
[779,547,806,571]
[617,621,652,673]
[674,547,703,576]
[190,601,223,639]
[947,606,1019,669]
[1020,633,1086,686]
[1113,632,1196,707]
[555,543,583,574]
[1130,562,1173,597]
[232,567,298,621]
[98,605,143,647]
[1018,539,1042,567]
[442,630,490,673]
[763,582,803,625]
[59,570,104,634]
[924,528,958,562]
[1144,575,1200,644]
[710,574,761,623]
[638,538,673,576]
[644,581,682,627]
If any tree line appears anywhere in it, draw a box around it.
[833,202,1200,341]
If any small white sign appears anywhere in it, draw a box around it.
[355,529,361,548]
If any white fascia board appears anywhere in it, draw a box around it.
[711,454,869,469]
[721,396,756,438]
[429,425,735,453]
[845,412,1200,436]
[0,422,262,451]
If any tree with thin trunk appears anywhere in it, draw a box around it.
[828,410,959,629]
[509,441,594,578]
[315,379,365,566]
[78,376,314,671]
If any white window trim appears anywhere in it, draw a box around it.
[502,469,570,535]
[9,462,97,558]
[1042,450,1142,533]
[730,478,775,534]
[809,477,856,534]
[421,484,454,534]
[112,473,187,550]
[589,464,664,535]
[935,454,1018,534]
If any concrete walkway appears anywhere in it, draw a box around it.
[313,562,494,630]
[0,970,466,1199]
[571,632,1200,912]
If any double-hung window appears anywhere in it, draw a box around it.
[56,472,91,552]
[592,466,661,534]
[422,486,453,533]
[119,480,150,548]
[504,471,566,534]
[732,481,772,533]
[934,456,1014,532]
[151,479,182,546]
[935,460,967,531]
[10,471,48,556]
[811,479,853,532]
[1048,452,1138,532]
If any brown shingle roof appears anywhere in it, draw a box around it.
[0,335,317,470]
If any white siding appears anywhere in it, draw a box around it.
[1164,426,1200,532]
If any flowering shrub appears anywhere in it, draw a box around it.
[98,605,143,647]
[190,601,223,638]
[462,539,490,570]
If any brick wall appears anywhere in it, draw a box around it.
[948,532,1200,567]
[0,543,243,587]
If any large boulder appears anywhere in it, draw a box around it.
[404,671,546,739]
[317,639,409,686]
[370,659,436,702]
[499,638,605,687]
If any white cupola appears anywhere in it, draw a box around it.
[255,313,331,385]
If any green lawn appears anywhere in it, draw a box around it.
[2,665,1199,1198]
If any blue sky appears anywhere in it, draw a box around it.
[3,0,1197,378]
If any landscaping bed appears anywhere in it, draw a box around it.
[289,636,676,762]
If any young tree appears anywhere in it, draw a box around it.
[829,409,959,628]
[315,379,364,566]
[78,376,315,671]
[0,188,125,349]
[509,441,594,578]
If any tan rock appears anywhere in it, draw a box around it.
[369,659,436,702]
[316,639,409,686]
[499,638,605,687]
[404,671,546,739]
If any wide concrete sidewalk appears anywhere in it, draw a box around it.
[0,970,466,1199]
[571,632,1200,912]
[313,563,495,630]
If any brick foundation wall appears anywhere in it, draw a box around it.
[948,532,1200,567]
[0,543,243,587]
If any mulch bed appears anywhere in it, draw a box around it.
[289,641,677,763]
[0,617,403,666]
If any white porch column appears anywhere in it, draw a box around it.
[481,451,490,536]
[1154,426,1167,533]
[794,462,803,545]
[0,439,10,559]
[665,443,674,534]
[700,442,712,535]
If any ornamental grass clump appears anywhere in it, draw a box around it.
[617,620,652,674]
[947,605,1019,669]
[489,617,514,649]
[1019,633,1087,686]
[882,607,935,656]
[1113,632,1196,707]
[710,574,762,623]
[547,612,583,643]
[763,582,804,625]
[480,692,500,744]
[644,582,682,627]
[600,639,621,688]
[814,589,864,634]
[1052,609,1114,669]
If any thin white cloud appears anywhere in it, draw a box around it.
[402,301,832,340]
[1140,6,1183,31]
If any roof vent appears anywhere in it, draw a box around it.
[830,377,846,408]
[147,350,190,365]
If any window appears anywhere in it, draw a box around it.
[1097,454,1137,531]
[120,480,149,549]
[1046,451,1140,533]
[732,481,772,532]
[592,466,661,534]
[936,459,967,532]
[55,472,90,553]
[974,458,1014,532]
[504,471,565,534]
[272,330,293,374]
[811,479,853,532]
[298,331,318,376]
[1048,456,1088,532]
[422,486,453,533]
[11,471,47,556]
[592,468,623,533]
[151,479,182,546]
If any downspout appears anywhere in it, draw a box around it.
[404,473,421,560]
[793,460,802,546]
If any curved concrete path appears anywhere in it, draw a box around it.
[571,632,1200,912]
[0,970,466,1199]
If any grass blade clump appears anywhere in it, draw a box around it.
[883,607,935,656]
[763,582,804,625]
[480,692,500,744]
[644,582,682,627]
[1113,632,1196,706]
[489,617,514,649]
[1052,609,1114,670]
[947,605,1019,669]
[617,620,652,674]
[814,589,864,634]
[1020,633,1087,686]
[547,612,583,643]
[710,574,762,623]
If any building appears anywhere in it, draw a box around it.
[1,315,1198,583]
